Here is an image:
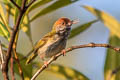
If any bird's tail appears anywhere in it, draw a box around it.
[26,52,38,65]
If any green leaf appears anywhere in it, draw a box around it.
[49,64,89,80]
[0,21,10,40]
[1,0,14,8]
[2,0,15,16]
[21,14,33,47]
[0,0,8,3]
[27,0,52,13]
[35,63,89,80]
[30,0,78,22]
[83,5,120,38]
[0,25,5,37]
[0,4,11,38]
[21,15,31,38]
[69,19,98,39]
[1,43,8,48]
[104,35,120,80]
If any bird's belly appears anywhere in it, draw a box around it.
[38,39,66,58]
[46,40,66,57]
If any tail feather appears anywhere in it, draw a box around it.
[26,52,38,65]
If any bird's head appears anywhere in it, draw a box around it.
[52,17,79,34]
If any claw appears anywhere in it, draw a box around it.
[44,61,48,67]
[61,49,66,56]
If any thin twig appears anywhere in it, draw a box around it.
[1,0,37,79]
[2,0,27,80]
[10,0,21,11]
[31,43,120,80]
[13,43,24,80]
[0,42,4,69]
[10,56,15,80]
[12,30,24,80]
[26,0,37,8]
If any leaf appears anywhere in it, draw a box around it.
[1,0,14,8]
[26,0,52,13]
[83,5,120,38]
[49,64,89,80]
[1,43,8,49]
[2,0,15,16]
[21,15,31,38]
[0,21,10,40]
[21,14,34,47]
[30,0,78,22]
[104,34,120,80]
[0,4,11,39]
[35,63,89,80]
[69,19,98,39]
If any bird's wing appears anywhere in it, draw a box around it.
[26,37,48,64]
[34,30,56,51]
[34,38,47,51]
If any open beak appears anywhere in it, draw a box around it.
[68,19,79,26]
[66,19,79,30]
[71,19,79,24]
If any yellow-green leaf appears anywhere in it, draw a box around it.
[21,15,31,37]
[2,1,14,16]
[83,5,120,38]
[0,4,11,35]
[69,19,98,39]
[0,21,10,41]
[1,43,8,49]
[30,0,78,22]
[104,34,120,80]
[21,14,33,47]
[2,0,14,8]
[49,64,89,80]
[35,63,89,80]
[26,0,52,13]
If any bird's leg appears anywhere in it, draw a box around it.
[61,49,66,56]
[40,55,48,67]
[44,61,49,67]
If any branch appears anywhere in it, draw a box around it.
[1,0,37,79]
[10,0,21,11]
[26,0,37,8]
[2,0,27,80]
[0,42,5,70]
[10,56,15,80]
[0,42,7,79]
[13,43,24,80]
[31,43,120,80]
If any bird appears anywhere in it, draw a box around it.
[26,17,79,65]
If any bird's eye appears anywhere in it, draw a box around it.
[62,22,65,25]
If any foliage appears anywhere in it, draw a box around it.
[83,5,120,80]
[0,0,120,80]
[0,0,89,80]
[104,35,120,80]
[83,5,120,38]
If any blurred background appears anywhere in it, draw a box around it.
[0,0,120,80]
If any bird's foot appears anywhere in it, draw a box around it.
[44,61,48,67]
[61,49,66,56]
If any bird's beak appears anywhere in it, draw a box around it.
[71,19,79,24]
[68,19,79,26]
